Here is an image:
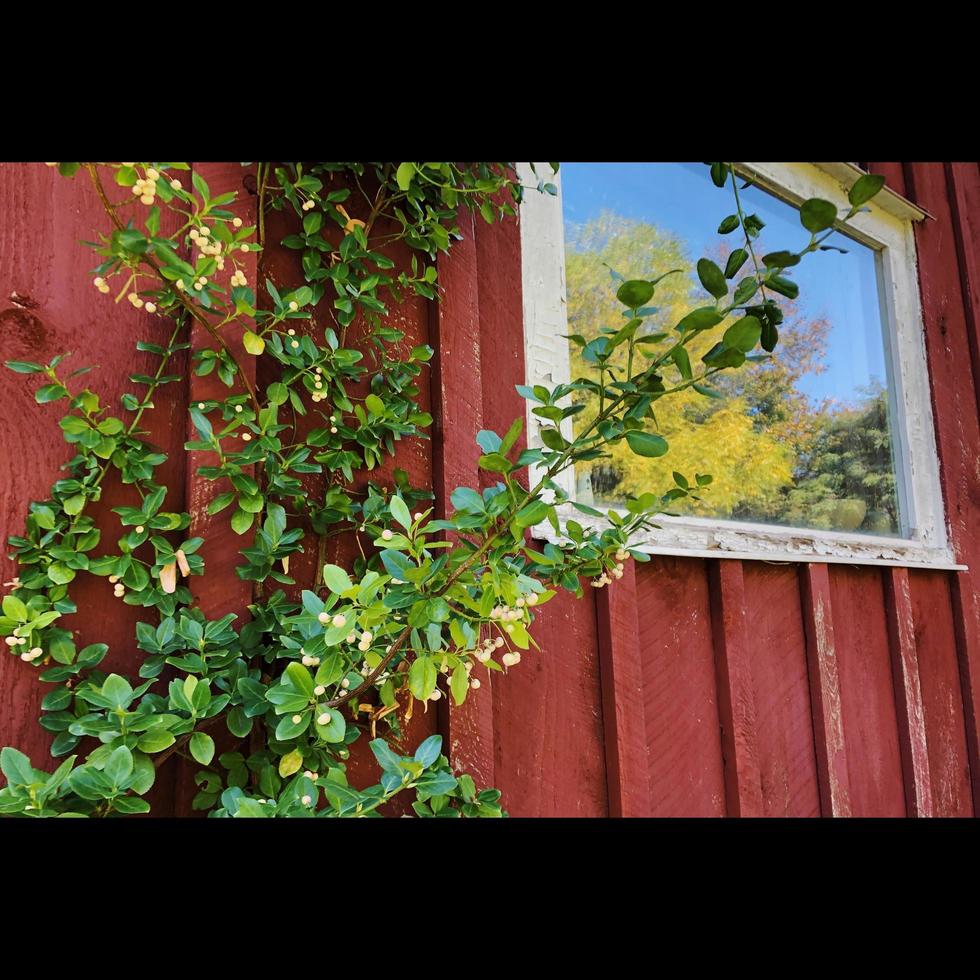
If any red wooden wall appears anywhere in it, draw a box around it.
[1,162,977,817]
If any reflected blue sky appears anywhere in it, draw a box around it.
[560,162,888,406]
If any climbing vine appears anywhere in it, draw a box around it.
[0,161,884,817]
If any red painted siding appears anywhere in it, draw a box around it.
[1,161,978,817]
[829,565,905,817]
[636,558,725,817]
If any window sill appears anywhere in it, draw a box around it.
[531,504,966,572]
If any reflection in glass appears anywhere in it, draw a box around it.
[561,162,901,536]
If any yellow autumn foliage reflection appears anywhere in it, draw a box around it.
[565,212,819,520]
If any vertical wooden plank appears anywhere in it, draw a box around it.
[595,562,652,817]
[638,557,726,817]
[883,566,934,817]
[828,565,906,817]
[742,563,822,817]
[472,202,611,814]
[0,164,190,812]
[905,162,980,813]
[943,162,980,812]
[257,169,437,809]
[944,162,980,417]
[431,207,495,789]
[470,202,607,817]
[908,570,973,816]
[493,584,608,816]
[949,573,980,814]
[184,162,258,622]
[799,563,851,816]
[708,559,763,817]
[172,163,258,815]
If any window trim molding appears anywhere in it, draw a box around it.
[517,161,964,571]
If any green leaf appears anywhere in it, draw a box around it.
[717,214,739,234]
[189,733,215,766]
[285,662,315,699]
[0,747,35,787]
[102,674,133,709]
[230,508,254,535]
[370,738,405,775]
[5,361,44,374]
[450,664,468,706]
[766,274,799,300]
[416,770,458,800]
[396,162,416,191]
[321,564,353,595]
[192,171,211,203]
[365,393,385,416]
[42,754,77,796]
[279,748,304,777]
[848,173,886,207]
[540,428,566,452]
[732,277,759,306]
[670,346,692,380]
[408,657,437,701]
[112,797,150,814]
[61,493,87,517]
[42,687,73,712]
[78,643,108,667]
[189,406,213,441]
[242,330,265,355]
[696,259,728,299]
[47,562,75,585]
[693,383,724,399]
[32,505,56,529]
[476,429,502,453]
[451,487,485,514]
[129,752,156,795]
[478,453,512,473]
[515,499,550,528]
[723,316,762,353]
[227,706,253,738]
[103,745,134,788]
[625,431,669,458]
[36,384,68,404]
[266,382,288,405]
[239,494,265,515]
[207,492,236,516]
[724,249,748,279]
[676,307,723,334]
[314,708,346,743]
[115,166,139,187]
[414,735,442,768]
[389,495,412,531]
[616,280,654,308]
[702,343,745,370]
[762,250,800,269]
[137,729,176,753]
[379,549,413,581]
[800,198,838,233]
[2,595,27,621]
[500,416,523,455]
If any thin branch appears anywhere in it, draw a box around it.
[86,164,261,414]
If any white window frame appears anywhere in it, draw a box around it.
[518,161,964,571]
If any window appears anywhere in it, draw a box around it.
[518,162,961,569]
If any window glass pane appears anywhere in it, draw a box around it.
[561,161,902,536]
